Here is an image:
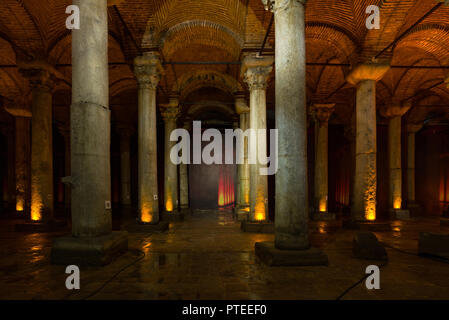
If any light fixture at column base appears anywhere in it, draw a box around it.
[312,212,336,221]
[241,220,274,233]
[51,231,128,266]
[162,210,184,222]
[389,209,411,220]
[125,221,169,233]
[255,242,328,266]
[15,219,67,233]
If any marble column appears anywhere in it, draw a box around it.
[346,63,389,222]
[134,52,164,224]
[381,104,410,214]
[407,124,422,205]
[235,95,250,220]
[52,0,127,266]
[241,54,273,222]
[161,98,181,214]
[57,125,71,210]
[179,119,191,212]
[312,104,335,219]
[15,117,31,213]
[117,125,134,207]
[254,0,327,265]
[20,68,56,222]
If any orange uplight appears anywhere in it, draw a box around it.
[365,202,376,221]
[16,197,24,212]
[393,198,402,210]
[255,212,265,221]
[141,206,153,223]
[31,186,42,221]
[218,166,235,207]
[166,199,173,212]
[319,198,327,213]
[255,200,266,221]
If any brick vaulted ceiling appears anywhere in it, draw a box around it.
[0,0,448,126]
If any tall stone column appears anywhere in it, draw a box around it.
[52,0,127,266]
[161,99,181,217]
[241,54,273,223]
[346,63,389,222]
[255,0,327,266]
[179,119,191,213]
[134,52,164,224]
[312,104,335,220]
[407,124,422,209]
[57,125,71,210]
[0,126,15,209]
[235,95,250,221]
[15,117,31,213]
[381,104,410,219]
[117,125,134,208]
[20,68,56,222]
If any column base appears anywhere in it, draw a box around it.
[51,231,128,266]
[418,232,449,259]
[353,232,388,261]
[312,212,336,221]
[162,210,184,222]
[389,209,411,220]
[15,219,67,233]
[342,220,392,232]
[255,242,328,266]
[125,221,169,233]
[241,221,274,233]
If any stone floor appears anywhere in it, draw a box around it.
[1,209,449,300]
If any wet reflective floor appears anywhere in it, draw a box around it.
[1,210,449,300]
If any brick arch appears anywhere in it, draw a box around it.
[174,70,243,100]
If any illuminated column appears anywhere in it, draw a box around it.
[179,119,191,212]
[346,63,389,222]
[235,95,250,219]
[57,125,71,210]
[20,68,56,222]
[407,124,422,204]
[161,98,180,214]
[381,104,410,214]
[312,104,335,218]
[241,54,273,222]
[117,125,134,207]
[15,117,31,213]
[134,52,163,224]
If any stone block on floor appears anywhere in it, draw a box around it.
[353,231,388,261]
[241,221,274,233]
[418,232,449,259]
[51,231,128,266]
[389,209,411,220]
[255,242,328,266]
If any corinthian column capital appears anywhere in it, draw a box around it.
[262,0,307,12]
[134,52,164,90]
[241,55,274,91]
[312,104,335,127]
[380,102,411,118]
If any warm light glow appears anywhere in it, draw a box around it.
[16,197,24,212]
[255,200,266,221]
[31,185,43,221]
[141,206,153,223]
[31,204,41,221]
[166,199,173,212]
[255,212,265,221]
[218,166,235,207]
[393,197,402,210]
[365,201,376,221]
[319,198,327,213]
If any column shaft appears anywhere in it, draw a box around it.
[15,117,30,212]
[353,80,377,221]
[388,116,402,209]
[273,0,308,249]
[30,82,54,221]
[315,122,328,212]
[240,112,250,208]
[71,0,111,236]
[119,133,132,206]
[179,122,191,210]
[164,118,178,212]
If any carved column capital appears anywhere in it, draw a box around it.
[262,0,307,12]
[312,104,335,127]
[134,52,164,90]
[380,102,411,118]
[20,68,56,92]
[241,55,274,91]
[235,93,250,114]
[161,107,180,122]
[407,123,423,134]
[346,63,390,86]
